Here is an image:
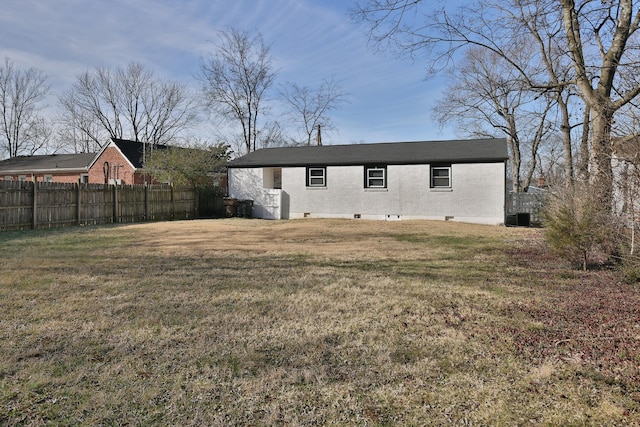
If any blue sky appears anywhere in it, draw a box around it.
[0,0,457,146]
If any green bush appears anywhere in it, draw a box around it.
[542,183,615,271]
[619,259,640,283]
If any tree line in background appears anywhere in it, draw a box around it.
[0,27,347,163]
[354,0,640,273]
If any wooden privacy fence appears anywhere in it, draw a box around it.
[0,181,225,231]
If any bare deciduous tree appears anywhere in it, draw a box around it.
[558,0,640,205]
[0,57,50,158]
[57,89,106,152]
[280,77,347,146]
[512,0,584,186]
[353,0,640,206]
[59,62,198,148]
[198,28,276,154]
[434,47,554,193]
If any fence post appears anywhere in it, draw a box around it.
[76,182,81,226]
[144,183,149,221]
[194,187,199,219]
[32,181,37,229]
[113,184,118,223]
[171,184,175,220]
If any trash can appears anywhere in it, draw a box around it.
[239,200,253,218]
[223,198,238,218]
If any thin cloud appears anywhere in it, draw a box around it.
[0,0,455,145]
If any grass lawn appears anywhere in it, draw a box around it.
[1,218,640,425]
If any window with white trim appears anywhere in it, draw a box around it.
[431,165,451,188]
[365,165,386,188]
[44,175,53,182]
[307,167,326,187]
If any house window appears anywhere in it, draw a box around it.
[44,175,53,183]
[80,174,89,184]
[3,176,11,181]
[18,175,27,182]
[431,165,451,188]
[307,167,326,187]
[365,166,386,188]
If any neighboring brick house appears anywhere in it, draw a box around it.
[0,138,228,187]
[0,139,165,185]
[0,153,95,183]
[88,138,160,185]
[89,138,228,186]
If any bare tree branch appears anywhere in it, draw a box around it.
[58,62,198,148]
[279,76,348,145]
[198,28,276,154]
[0,57,50,158]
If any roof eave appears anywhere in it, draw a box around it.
[228,158,509,168]
[0,167,90,174]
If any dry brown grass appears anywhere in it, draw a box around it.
[1,218,639,425]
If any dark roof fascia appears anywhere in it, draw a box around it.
[227,138,509,169]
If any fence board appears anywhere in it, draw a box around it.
[0,181,33,230]
[79,184,114,226]
[506,191,546,224]
[0,181,223,231]
[36,183,77,228]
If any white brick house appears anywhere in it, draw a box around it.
[227,138,508,225]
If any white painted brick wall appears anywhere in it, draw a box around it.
[229,162,505,224]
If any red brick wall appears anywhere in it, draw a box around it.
[1,173,85,183]
[46,174,85,183]
[88,147,136,184]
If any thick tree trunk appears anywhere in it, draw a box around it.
[578,106,590,182]
[507,136,522,193]
[558,95,575,186]
[588,108,615,209]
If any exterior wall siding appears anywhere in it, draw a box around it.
[229,162,506,225]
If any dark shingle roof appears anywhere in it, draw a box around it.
[0,153,96,173]
[227,138,508,168]
[111,139,169,169]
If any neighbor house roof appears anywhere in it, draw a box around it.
[0,153,96,174]
[89,138,170,170]
[227,138,509,168]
